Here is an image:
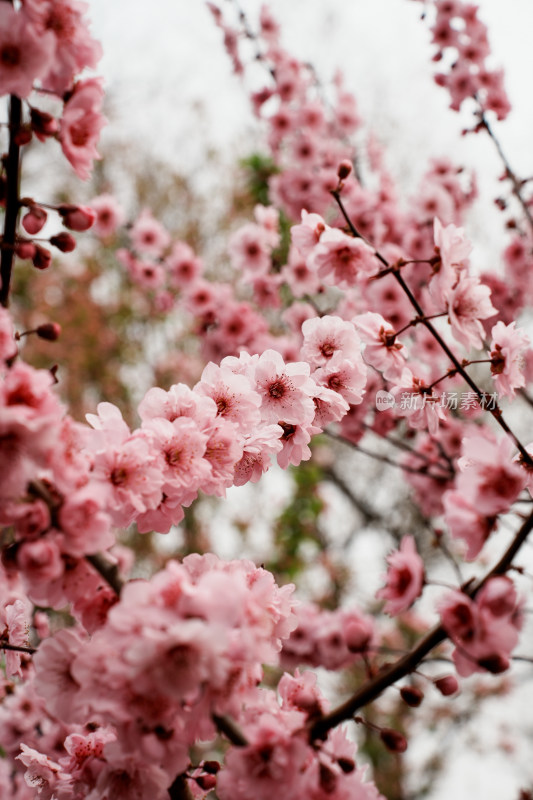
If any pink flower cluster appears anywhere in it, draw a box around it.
[217,674,383,800]
[0,0,105,179]
[428,0,511,119]
[84,331,366,533]
[439,577,523,676]
[12,555,295,798]
[281,602,376,671]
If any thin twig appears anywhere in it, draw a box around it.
[307,508,533,741]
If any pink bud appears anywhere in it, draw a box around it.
[434,675,459,696]
[380,728,408,753]
[32,245,52,270]
[337,159,353,180]
[50,232,76,252]
[400,686,424,707]
[58,204,96,232]
[36,323,61,341]
[22,206,47,235]
[345,620,372,653]
[16,241,36,260]
[196,775,217,791]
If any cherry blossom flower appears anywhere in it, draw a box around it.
[447,274,497,350]
[130,209,170,258]
[0,5,54,98]
[310,228,377,289]
[301,315,361,369]
[439,577,523,676]
[253,349,315,425]
[377,536,425,615]
[456,431,527,517]
[489,320,529,399]
[354,311,407,380]
[59,77,106,180]
[430,217,472,305]
[22,0,102,93]
[90,193,125,238]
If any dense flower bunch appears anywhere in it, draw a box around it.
[2,1,533,799]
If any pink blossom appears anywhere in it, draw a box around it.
[228,222,272,275]
[310,228,377,288]
[233,424,283,486]
[301,315,361,369]
[166,241,203,288]
[91,431,164,527]
[377,536,425,615]
[447,274,497,350]
[439,578,523,676]
[90,193,125,238]
[22,0,102,93]
[281,245,322,297]
[354,311,407,380]
[16,536,64,584]
[276,419,319,468]
[290,210,327,259]
[33,628,83,723]
[430,217,472,305]
[130,209,170,258]
[138,383,217,429]
[59,77,106,180]
[17,744,71,799]
[0,307,17,361]
[200,418,243,496]
[314,351,367,406]
[456,432,526,517]
[489,320,529,399]
[253,349,315,425]
[1,599,29,677]
[195,362,262,432]
[57,486,113,557]
[443,490,496,560]
[141,416,210,496]
[0,5,54,98]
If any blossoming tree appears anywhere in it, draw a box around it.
[1,1,533,798]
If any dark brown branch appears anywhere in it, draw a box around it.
[1,641,36,654]
[168,773,194,800]
[212,712,248,747]
[479,111,533,236]
[0,94,22,307]
[308,508,533,741]
[86,553,124,596]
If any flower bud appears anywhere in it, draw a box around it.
[477,654,509,674]
[434,675,459,696]
[22,206,47,235]
[32,245,52,270]
[380,728,408,753]
[16,241,36,260]
[36,323,61,341]
[58,204,96,232]
[400,686,424,707]
[195,775,217,791]
[345,620,372,653]
[50,232,76,252]
[337,159,353,180]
